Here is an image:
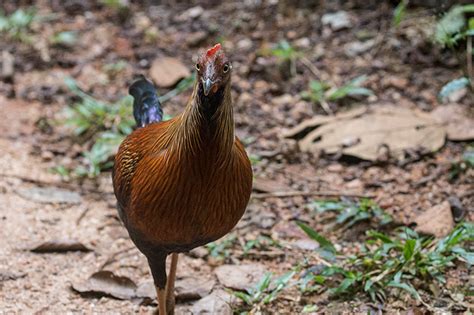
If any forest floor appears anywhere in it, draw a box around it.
[0,1,472,314]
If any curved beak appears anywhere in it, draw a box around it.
[202,78,214,96]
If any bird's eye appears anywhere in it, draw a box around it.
[195,63,200,71]
[223,64,230,73]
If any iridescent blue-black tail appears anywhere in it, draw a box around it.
[129,76,163,128]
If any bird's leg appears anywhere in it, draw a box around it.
[165,253,179,314]
[147,253,168,315]
[156,288,167,315]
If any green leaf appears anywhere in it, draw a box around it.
[393,0,408,27]
[302,305,319,313]
[463,148,474,167]
[349,75,368,86]
[403,239,416,261]
[297,222,337,254]
[438,77,469,100]
[233,291,252,305]
[9,8,35,28]
[469,17,474,30]
[327,76,373,101]
[435,5,474,46]
[332,277,356,294]
[255,273,272,293]
[51,31,77,45]
[367,231,393,244]
[0,15,9,31]
[304,80,327,104]
[364,279,374,292]
[311,200,344,212]
[313,275,326,284]
[346,87,373,96]
[451,247,474,264]
[387,281,421,300]
[274,271,295,287]
[271,40,297,60]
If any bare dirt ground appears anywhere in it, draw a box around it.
[0,1,473,314]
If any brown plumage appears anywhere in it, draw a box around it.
[112,44,253,314]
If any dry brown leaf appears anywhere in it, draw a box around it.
[31,239,91,253]
[286,105,445,161]
[175,276,215,301]
[72,271,137,300]
[214,264,267,291]
[413,201,454,238]
[282,106,367,139]
[16,186,82,204]
[430,104,474,141]
[150,57,191,88]
[253,177,292,193]
[135,276,215,302]
[0,269,26,282]
[190,289,234,315]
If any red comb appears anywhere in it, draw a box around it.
[206,43,221,57]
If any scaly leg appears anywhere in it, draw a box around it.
[156,287,167,315]
[165,253,179,314]
[147,253,168,315]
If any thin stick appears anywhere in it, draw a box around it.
[467,36,473,91]
[76,206,90,225]
[300,56,322,80]
[252,190,374,199]
[314,254,333,267]
[412,165,446,188]
[0,173,114,195]
[300,57,333,115]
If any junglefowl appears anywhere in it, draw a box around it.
[112,44,253,315]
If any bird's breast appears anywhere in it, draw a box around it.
[126,148,252,251]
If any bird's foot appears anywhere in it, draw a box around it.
[166,296,175,315]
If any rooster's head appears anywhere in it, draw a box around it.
[195,43,231,97]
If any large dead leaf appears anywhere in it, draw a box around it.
[430,104,474,141]
[214,264,266,291]
[282,106,367,139]
[175,276,215,301]
[150,57,191,88]
[31,239,91,253]
[252,177,292,193]
[72,271,137,300]
[285,105,446,161]
[16,186,82,204]
[0,269,26,282]
[190,289,234,315]
[413,201,454,238]
[135,276,215,302]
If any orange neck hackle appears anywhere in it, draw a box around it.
[160,75,233,167]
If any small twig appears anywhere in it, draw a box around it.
[299,57,333,115]
[412,165,446,188]
[76,206,91,225]
[314,254,332,267]
[319,99,333,116]
[0,172,114,196]
[1,173,59,186]
[467,36,473,91]
[300,56,322,81]
[252,190,374,199]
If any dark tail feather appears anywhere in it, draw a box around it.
[129,77,163,128]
